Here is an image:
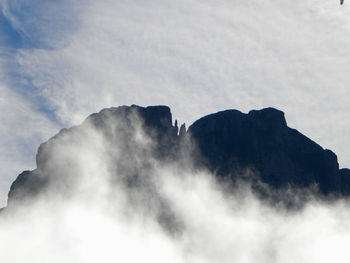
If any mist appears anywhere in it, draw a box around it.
[1,110,350,263]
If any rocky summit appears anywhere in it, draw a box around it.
[6,105,350,209]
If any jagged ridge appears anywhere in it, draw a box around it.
[6,105,350,208]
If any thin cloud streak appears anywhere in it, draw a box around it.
[13,0,350,157]
[0,82,58,206]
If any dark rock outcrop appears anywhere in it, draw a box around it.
[6,105,350,209]
[7,170,48,207]
[8,105,181,207]
[188,108,344,195]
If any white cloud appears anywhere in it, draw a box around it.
[2,118,350,263]
[11,0,350,163]
[2,163,350,263]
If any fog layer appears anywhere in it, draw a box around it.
[1,110,350,262]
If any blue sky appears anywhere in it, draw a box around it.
[0,11,22,48]
[0,2,60,122]
[1,0,350,206]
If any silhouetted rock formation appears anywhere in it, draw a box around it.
[188,108,346,196]
[6,105,350,209]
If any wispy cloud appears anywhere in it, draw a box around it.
[2,115,350,263]
[0,82,58,206]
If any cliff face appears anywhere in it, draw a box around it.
[188,108,344,195]
[6,105,350,208]
[8,105,181,208]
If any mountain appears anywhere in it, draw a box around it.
[5,105,350,209]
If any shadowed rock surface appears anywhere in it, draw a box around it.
[5,105,350,210]
[188,108,346,195]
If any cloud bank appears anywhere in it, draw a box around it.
[1,114,350,263]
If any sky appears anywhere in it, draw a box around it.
[0,0,350,207]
